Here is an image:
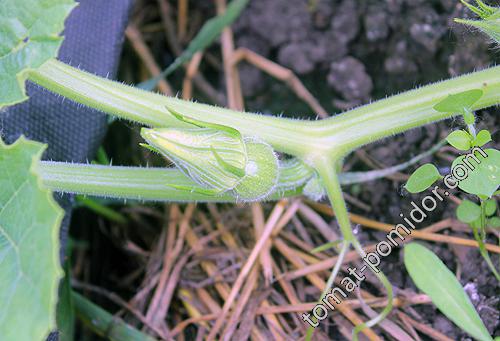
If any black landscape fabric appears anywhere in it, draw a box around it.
[0,0,134,338]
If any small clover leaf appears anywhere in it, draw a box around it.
[405,163,441,193]
[473,130,492,147]
[484,199,497,216]
[433,89,483,116]
[456,200,481,223]
[0,0,77,108]
[487,217,500,228]
[452,148,500,198]
[446,130,473,150]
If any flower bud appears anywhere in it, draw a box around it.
[141,127,247,193]
[141,127,279,201]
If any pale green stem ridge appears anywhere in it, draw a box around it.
[314,66,500,157]
[31,60,500,159]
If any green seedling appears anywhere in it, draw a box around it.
[405,243,493,341]
[406,89,500,283]
[1,0,500,340]
[404,163,442,193]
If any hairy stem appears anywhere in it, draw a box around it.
[315,157,356,242]
[31,59,313,156]
[315,158,393,338]
[31,60,500,159]
[38,161,303,202]
[38,146,439,202]
[314,66,500,157]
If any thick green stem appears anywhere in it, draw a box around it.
[314,66,500,156]
[31,60,500,159]
[38,161,302,202]
[315,158,393,338]
[38,147,439,202]
[315,157,356,242]
[31,60,314,157]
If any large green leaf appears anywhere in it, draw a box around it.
[0,137,64,341]
[0,0,76,108]
[404,243,492,341]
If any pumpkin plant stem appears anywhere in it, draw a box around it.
[313,158,394,340]
[30,60,500,159]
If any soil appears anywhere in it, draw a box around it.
[73,0,500,339]
[233,0,500,338]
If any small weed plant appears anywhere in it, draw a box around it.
[0,0,499,340]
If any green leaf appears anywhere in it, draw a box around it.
[484,199,497,216]
[0,0,77,108]
[456,200,482,223]
[446,130,473,150]
[433,89,483,114]
[404,243,493,341]
[487,216,500,228]
[405,163,441,193]
[473,130,492,147]
[0,137,64,340]
[139,0,249,90]
[452,148,500,198]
